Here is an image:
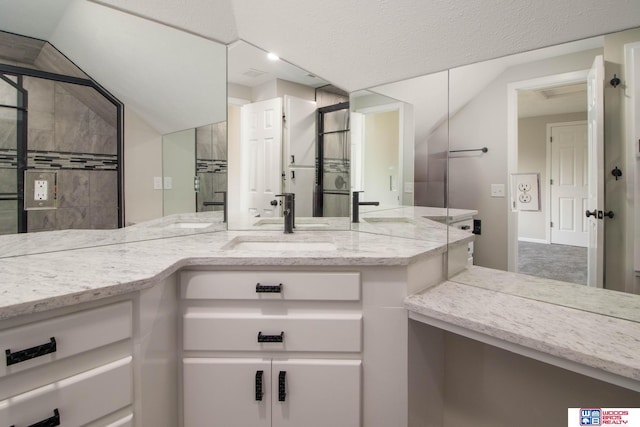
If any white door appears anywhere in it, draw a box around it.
[241,98,283,217]
[271,359,361,427]
[285,95,317,166]
[550,122,588,247]
[587,55,605,288]
[183,358,271,427]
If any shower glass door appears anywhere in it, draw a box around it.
[0,73,26,234]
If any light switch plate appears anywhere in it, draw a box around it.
[164,177,173,190]
[491,184,505,198]
[404,182,414,193]
[153,176,163,190]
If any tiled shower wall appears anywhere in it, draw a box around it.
[24,77,117,231]
[196,121,227,213]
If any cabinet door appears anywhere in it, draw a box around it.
[272,359,361,427]
[183,358,271,427]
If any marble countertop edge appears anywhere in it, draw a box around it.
[405,282,640,382]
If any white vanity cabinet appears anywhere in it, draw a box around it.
[180,270,363,427]
[0,301,134,427]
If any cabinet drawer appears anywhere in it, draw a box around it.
[1,301,132,377]
[0,356,133,426]
[184,311,362,352]
[181,271,360,301]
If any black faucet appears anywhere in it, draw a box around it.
[275,193,295,233]
[352,191,379,223]
[203,191,227,223]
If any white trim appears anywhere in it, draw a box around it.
[507,69,590,272]
[625,42,640,293]
[518,237,548,244]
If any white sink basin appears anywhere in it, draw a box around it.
[363,217,414,224]
[166,222,213,229]
[223,237,337,252]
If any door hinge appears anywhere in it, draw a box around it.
[550,136,553,142]
[550,179,554,185]
[550,221,554,228]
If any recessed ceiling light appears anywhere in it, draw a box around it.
[267,52,280,61]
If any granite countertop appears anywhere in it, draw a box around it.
[0,229,449,320]
[358,205,477,223]
[405,280,640,384]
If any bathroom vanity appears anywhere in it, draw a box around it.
[0,219,638,427]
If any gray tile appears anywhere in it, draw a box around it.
[0,169,17,194]
[0,112,17,150]
[57,170,90,208]
[27,111,55,151]
[23,77,55,113]
[196,125,212,159]
[89,134,117,155]
[213,121,227,160]
[90,206,118,229]
[0,208,17,235]
[54,85,90,153]
[89,170,117,207]
[27,209,56,232]
[56,207,90,229]
[0,78,17,107]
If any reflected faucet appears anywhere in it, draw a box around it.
[275,193,295,233]
[352,191,379,223]
[203,191,227,223]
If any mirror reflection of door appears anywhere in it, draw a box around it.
[354,103,403,207]
[512,56,604,287]
[240,97,283,218]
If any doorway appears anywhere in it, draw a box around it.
[509,69,598,285]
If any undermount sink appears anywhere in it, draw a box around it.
[166,222,213,229]
[223,236,337,252]
[362,217,414,224]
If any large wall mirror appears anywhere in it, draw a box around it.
[226,41,351,231]
[0,1,227,258]
[447,27,640,318]
[349,72,457,244]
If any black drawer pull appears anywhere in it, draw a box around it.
[6,337,57,366]
[257,332,284,343]
[255,283,282,293]
[10,408,61,427]
[255,370,264,401]
[278,371,287,402]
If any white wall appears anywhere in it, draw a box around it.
[517,112,586,241]
[123,108,163,225]
[447,49,601,270]
[161,129,196,215]
[226,104,242,220]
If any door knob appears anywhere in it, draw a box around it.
[603,211,614,219]
[270,200,278,206]
[585,210,597,218]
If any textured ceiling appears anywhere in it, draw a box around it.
[1,0,639,132]
[61,0,640,92]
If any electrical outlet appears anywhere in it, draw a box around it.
[34,180,48,201]
[473,219,481,235]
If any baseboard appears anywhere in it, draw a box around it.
[518,237,548,244]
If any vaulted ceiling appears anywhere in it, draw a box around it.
[0,0,638,133]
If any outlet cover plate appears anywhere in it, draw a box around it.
[25,170,57,210]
